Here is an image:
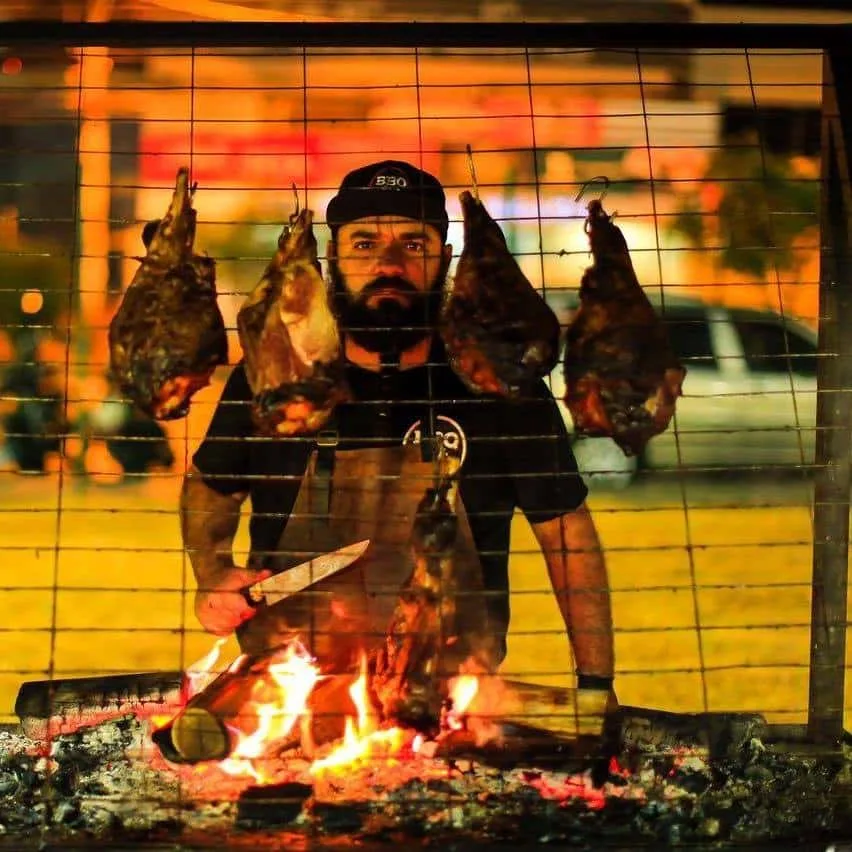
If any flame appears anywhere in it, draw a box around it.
[310,656,410,776]
[157,640,507,784]
[185,638,228,699]
[445,674,479,731]
[147,639,231,731]
[444,662,502,747]
[220,641,320,783]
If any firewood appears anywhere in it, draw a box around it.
[152,653,359,764]
[497,681,767,760]
[15,670,186,739]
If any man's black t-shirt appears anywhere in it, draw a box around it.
[192,340,588,645]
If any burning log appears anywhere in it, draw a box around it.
[151,647,359,765]
[14,671,186,739]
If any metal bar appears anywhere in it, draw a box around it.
[0,20,848,50]
[807,46,852,743]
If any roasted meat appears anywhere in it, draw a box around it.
[562,199,686,456]
[371,481,461,734]
[237,205,347,436]
[108,168,228,421]
[440,190,561,397]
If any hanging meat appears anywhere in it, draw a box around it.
[370,480,460,734]
[370,475,494,735]
[440,188,561,398]
[562,198,686,457]
[236,201,347,436]
[108,168,228,420]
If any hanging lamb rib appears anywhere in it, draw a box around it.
[108,167,228,420]
[562,196,686,457]
[370,481,459,735]
[237,196,347,436]
[440,148,561,397]
[370,476,494,736]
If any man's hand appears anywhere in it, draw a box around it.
[194,566,273,635]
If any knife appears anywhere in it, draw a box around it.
[241,538,371,608]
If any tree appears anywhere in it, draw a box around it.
[670,133,819,281]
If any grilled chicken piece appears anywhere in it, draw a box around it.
[440,190,561,397]
[108,168,228,421]
[237,206,347,436]
[563,200,686,457]
[371,482,461,735]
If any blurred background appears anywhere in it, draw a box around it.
[0,0,850,728]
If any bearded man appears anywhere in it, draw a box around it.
[180,160,616,736]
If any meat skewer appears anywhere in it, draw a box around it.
[108,167,228,420]
[440,146,561,398]
[562,183,686,457]
[237,191,347,436]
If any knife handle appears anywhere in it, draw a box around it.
[241,584,265,609]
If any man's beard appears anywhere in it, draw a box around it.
[328,262,448,358]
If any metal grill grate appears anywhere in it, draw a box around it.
[0,17,850,849]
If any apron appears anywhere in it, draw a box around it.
[237,432,494,675]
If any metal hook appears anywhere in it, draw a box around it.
[465,144,480,203]
[574,175,610,205]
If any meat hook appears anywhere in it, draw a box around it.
[574,175,610,205]
[465,144,480,203]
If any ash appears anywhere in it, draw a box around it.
[1,717,851,848]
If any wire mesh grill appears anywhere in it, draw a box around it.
[0,18,849,848]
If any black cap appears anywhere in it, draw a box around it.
[326,160,449,242]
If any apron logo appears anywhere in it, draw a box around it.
[402,415,468,468]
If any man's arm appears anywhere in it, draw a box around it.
[530,502,614,679]
[180,464,270,635]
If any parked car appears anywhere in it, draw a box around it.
[543,292,819,486]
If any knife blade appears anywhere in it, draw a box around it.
[242,538,371,608]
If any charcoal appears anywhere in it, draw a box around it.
[668,767,711,795]
[52,798,80,825]
[313,801,364,833]
[1,708,852,848]
[48,762,79,797]
[235,781,311,828]
[424,778,456,796]
[0,771,18,796]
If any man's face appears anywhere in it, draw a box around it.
[329,215,452,355]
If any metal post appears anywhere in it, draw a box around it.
[808,47,852,743]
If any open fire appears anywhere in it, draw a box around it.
[5,636,852,848]
[152,636,505,787]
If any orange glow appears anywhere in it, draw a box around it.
[445,660,505,747]
[310,655,411,776]
[445,674,479,731]
[220,641,320,783]
[184,638,227,699]
[156,640,508,783]
[20,290,43,315]
[1,57,22,76]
